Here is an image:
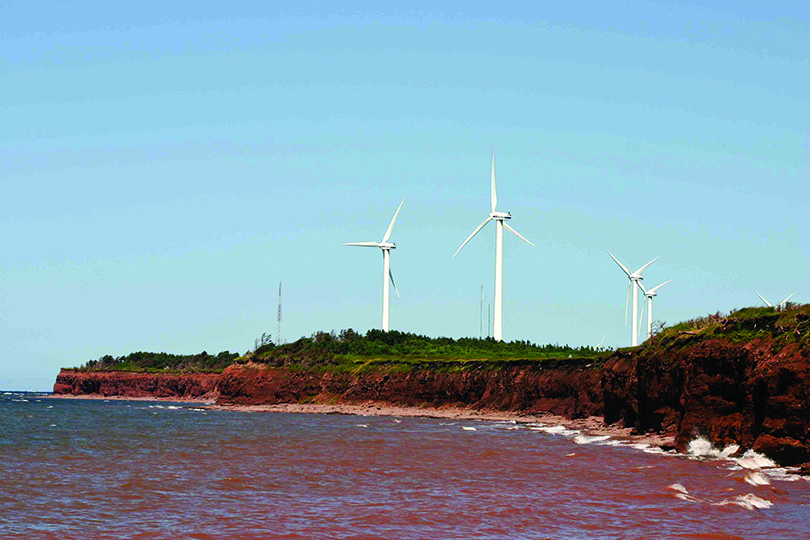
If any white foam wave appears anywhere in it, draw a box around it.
[535,425,580,437]
[744,472,770,486]
[462,426,477,431]
[733,450,776,470]
[715,493,773,510]
[667,484,702,502]
[573,434,610,445]
[356,424,368,428]
[166,406,181,410]
[686,437,738,459]
[765,468,801,482]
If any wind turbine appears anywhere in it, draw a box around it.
[638,279,672,341]
[344,198,405,332]
[453,150,534,341]
[755,291,795,311]
[607,251,658,347]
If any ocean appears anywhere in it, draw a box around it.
[2,392,809,539]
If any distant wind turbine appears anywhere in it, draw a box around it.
[755,291,795,311]
[454,150,534,341]
[608,251,658,347]
[344,198,405,331]
[638,279,672,341]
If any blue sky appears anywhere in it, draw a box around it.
[1,1,808,390]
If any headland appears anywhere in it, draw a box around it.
[53,305,810,466]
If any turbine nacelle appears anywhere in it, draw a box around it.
[380,242,396,250]
[489,211,511,221]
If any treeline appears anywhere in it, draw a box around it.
[251,329,603,365]
[79,350,240,373]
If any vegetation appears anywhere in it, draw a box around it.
[77,350,240,373]
[642,302,810,354]
[244,329,606,372]
[71,303,810,375]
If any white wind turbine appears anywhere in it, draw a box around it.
[607,251,658,347]
[755,291,795,311]
[638,279,672,342]
[344,198,405,332]
[454,150,534,341]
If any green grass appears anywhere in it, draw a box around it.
[643,303,810,353]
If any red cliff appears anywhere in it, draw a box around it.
[54,369,220,401]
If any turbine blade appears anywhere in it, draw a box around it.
[608,251,632,277]
[503,223,535,246]
[637,280,648,294]
[625,281,630,326]
[778,292,795,307]
[635,257,659,276]
[755,291,772,307]
[389,269,400,298]
[453,217,492,257]
[382,197,406,243]
[490,148,497,213]
[649,279,673,295]
[343,242,382,247]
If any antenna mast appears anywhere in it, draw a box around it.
[276,281,283,345]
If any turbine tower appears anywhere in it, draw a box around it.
[638,279,672,341]
[344,198,405,331]
[608,251,658,347]
[454,150,534,341]
[756,291,795,311]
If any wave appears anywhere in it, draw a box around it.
[715,493,773,510]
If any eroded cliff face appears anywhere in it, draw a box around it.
[53,333,810,466]
[216,359,603,419]
[602,337,810,465]
[53,370,220,401]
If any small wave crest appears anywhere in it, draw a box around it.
[715,493,773,510]
[744,472,770,486]
[733,449,776,470]
[573,434,610,445]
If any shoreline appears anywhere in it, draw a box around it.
[42,393,216,404]
[209,401,677,449]
[44,394,675,448]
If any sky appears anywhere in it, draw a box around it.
[1,1,808,390]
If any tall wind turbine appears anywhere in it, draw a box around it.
[344,198,405,331]
[638,279,672,341]
[608,251,658,347]
[755,291,795,311]
[454,150,534,341]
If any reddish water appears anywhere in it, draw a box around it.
[2,394,809,538]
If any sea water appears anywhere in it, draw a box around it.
[1,392,809,539]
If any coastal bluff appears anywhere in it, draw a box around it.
[54,307,810,466]
[54,370,220,401]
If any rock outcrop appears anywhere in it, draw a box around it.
[216,359,603,419]
[53,370,220,401]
